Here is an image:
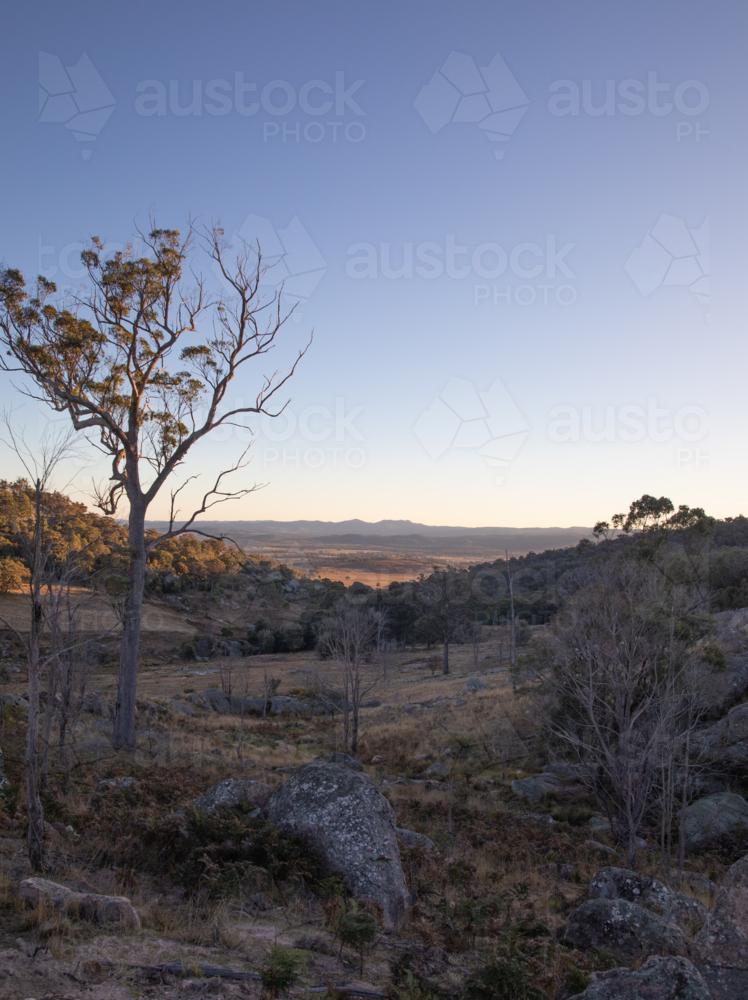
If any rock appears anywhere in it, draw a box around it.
[83,641,110,665]
[0,693,27,710]
[568,955,710,999]
[266,759,408,927]
[138,700,168,716]
[670,871,718,908]
[192,779,272,814]
[589,867,707,935]
[96,776,136,793]
[696,967,748,1000]
[269,695,303,715]
[453,698,467,706]
[187,692,205,707]
[462,678,487,693]
[202,688,230,713]
[396,827,436,851]
[315,752,364,772]
[560,898,691,962]
[170,699,194,717]
[216,639,243,657]
[727,703,748,737]
[680,792,748,851]
[588,817,612,834]
[82,691,108,717]
[0,745,7,789]
[360,699,381,708]
[229,695,267,715]
[511,772,563,800]
[693,854,748,969]
[17,878,140,929]
[419,762,447,780]
[195,636,213,658]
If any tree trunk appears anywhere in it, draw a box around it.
[112,502,146,750]
[442,637,449,675]
[26,480,45,872]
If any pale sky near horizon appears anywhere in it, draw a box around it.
[0,1,745,529]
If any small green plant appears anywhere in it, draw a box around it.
[464,958,546,1000]
[259,945,306,999]
[220,626,234,637]
[335,900,378,975]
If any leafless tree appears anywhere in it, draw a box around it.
[0,424,74,870]
[316,601,380,756]
[538,558,712,869]
[0,222,310,750]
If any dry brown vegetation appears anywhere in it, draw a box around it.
[0,615,734,1000]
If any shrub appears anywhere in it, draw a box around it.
[336,900,378,975]
[464,958,546,1000]
[259,945,306,999]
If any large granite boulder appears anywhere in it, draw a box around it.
[590,867,707,934]
[691,854,748,998]
[568,956,709,999]
[266,760,408,927]
[511,772,564,800]
[18,877,140,929]
[680,792,748,851]
[560,898,690,963]
[315,752,364,771]
[693,854,748,968]
[202,688,231,713]
[192,779,271,814]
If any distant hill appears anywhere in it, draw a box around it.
[145,518,591,542]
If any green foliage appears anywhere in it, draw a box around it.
[259,945,306,999]
[335,900,378,974]
[138,809,319,900]
[464,958,547,1000]
[389,951,443,1000]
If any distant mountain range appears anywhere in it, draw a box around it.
[145,518,590,539]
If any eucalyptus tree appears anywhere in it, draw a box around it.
[0,223,308,749]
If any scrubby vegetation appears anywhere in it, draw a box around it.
[1,492,748,997]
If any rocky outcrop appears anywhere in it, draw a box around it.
[462,678,487,693]
[192,779,271,814]
[679,792,748,850]
[396,827,436,851]
[18,877,140,929]
[170,699,194,717]
[569,956,709,999]
[561,898,690,963]
[589,867,707,934]
[690,854,748,998]
[315,752,363,771]
[693,854,748,968]
[266,759,408,927]
[202,688,230,713]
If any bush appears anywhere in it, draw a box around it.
[336,900,378,975]
[0,557,26,594]
[464,958,546,1000]
[259,945,306,999]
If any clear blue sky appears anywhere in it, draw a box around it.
[0,1,744,527]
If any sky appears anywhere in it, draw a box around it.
[0,1,745,528]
